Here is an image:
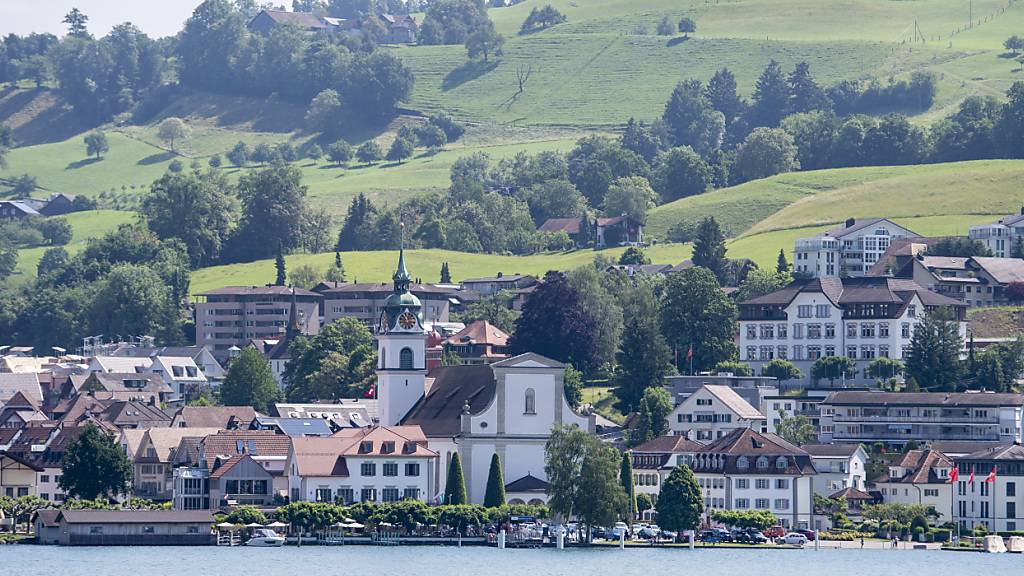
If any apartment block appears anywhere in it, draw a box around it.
[194,286,321,360]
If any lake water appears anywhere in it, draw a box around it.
[2,546,1023,576]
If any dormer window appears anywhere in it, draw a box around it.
[359,441,373,454]
[382,441,395,454]
[756,456,769,469]
[776,456,788,470]
[737,456,749,470]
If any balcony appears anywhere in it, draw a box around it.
[832,429,1000,441]
[832,414,999,424]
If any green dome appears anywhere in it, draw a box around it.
[384,290,421,309]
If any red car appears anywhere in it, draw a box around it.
[796,529,817,541]
[763,526,785,539]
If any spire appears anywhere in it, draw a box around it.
[393,222,411,292]
[287,287,301,332]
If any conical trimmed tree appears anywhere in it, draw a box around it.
[620,451,636,521]
[444,452,468,505]
[483,453,506,508]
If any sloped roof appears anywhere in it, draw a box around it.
[200,430,292,469]
[0,373,43,406]
[253,417,334,437]
[740,277,964,310]
[172,406,258,429]
[91,356,153,372]
[971,257,1024,284]
[56,510,216,524]
[291,426,434,477]
[505,474,548,492]
[259,9,328,29]
[959,444,1024,462]
[819,218,917,239]
[538,217,581,234]
[401,364,496,436]
[801,444,861,457]
[701,428,807,456]
[699,385,765,420]
[140,427,222,462]
[824,391,1024,407]
[830,487,875,500]
[633,435,704,453]
[120,429,148,458]
[444,320,509,348]
[196,286,320,297]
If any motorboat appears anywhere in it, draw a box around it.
[246,528,286,547]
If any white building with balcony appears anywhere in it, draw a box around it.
[819,391,1024,448]
[794,218,919,278]
[953,444,1024,532]
[968,210,1024,258]
[668,385,766,442]
[801,443,867,493]
[738,277,967,387]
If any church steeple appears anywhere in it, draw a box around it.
[379,224,423,334]
[393,224,412,293]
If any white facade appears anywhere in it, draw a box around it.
[377,332,427,427]
[668,385,765,442]
[288,454,435,504]
[954,446,1024,532]
[794,219,919,278]
[968,212,1024,258]
[696,472,815,529]
[805,447,867,494]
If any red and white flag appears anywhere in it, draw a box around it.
[686,345,693,360]
[364,383,375,398]
[984,466,997,484]
[969,468,976,484]
[948,467,959,484]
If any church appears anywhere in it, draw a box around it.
[375,248,595,504]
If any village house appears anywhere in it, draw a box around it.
[874,448,954,523]
[801,443,868,494]
[170,406,258,430]
[442,320,511,364]
[596,215,643,247]
[969,209,1024,257]
[247,9,417,43]
[892,254,1024,308]
[0,200,40,220]
[738,277,967,386]
[668,385,766,442]
[132,427,221,501]
[172,430,291,510]
[794,218,920,278]
[286,425,436,504]
[630,435,704,520]
[689,428,817,529]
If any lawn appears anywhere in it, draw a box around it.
[10,209,136,285]
[189,243,693,296]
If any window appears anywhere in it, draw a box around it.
[315,488,332,502]
[405,463,420,477]
[807,345,821,360]
[747,325,757,339]
[1008,482,1016,497]
[861,345,876,360]
[924,489,939,497]
[1009,502,1017,519]
[879,323,890,337]
[776,456,788,469]
[187,526,200,534]
[755,498,770,509]
[361,462,376,476]
[143,526,155,534]
[777,324,787,339]
[792,324,804,339]
[337,488,354,504]
[760,346,773,360]
[907,305,917,318]
[399,348,414,370]
[879,344,889,358]
[403,487,420,500]
[807,324,821,339]
[40,475,49,483]
[746,346,757,361]
[798,305,812,318]
[760,324,774,339]
[777,346,788,360]
[824,345,835,357]
[847,345,857,359]
[383,463,399,477]
[90,526,103,535]
[825,324,835,338]
[774,499,790,510]
[361,488,377,502]
[901,323,911,338]
[861,323,875,338]
[735,478,749,488]
[735,498,750,509]
[382,488,400,502]
[793,345,803,360]
[756,479,769,490]
[847,323,857,338]
[775,479,789,489]
[524,388,536,414]
[816,305,830,318]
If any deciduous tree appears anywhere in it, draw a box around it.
[60,423,132,500]
[657,465,703,537]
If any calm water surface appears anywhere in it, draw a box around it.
[2,546,1022,576]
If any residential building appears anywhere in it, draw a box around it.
[689,428,817,529]
[794,218,920,278]
[146,356,208,402]
[375,248,594,504]
[194,286,321,360]
[820,391,1024,447]
[38,193,77,217]
[630,435,703,520]
[287,425,436,504]
[738,277,967,386]
[113,346,226,384]
[247,9,360,35]
[0,200,40,220]
[596,215,643,247]
[0,373,44,408]
[133,428,221,501]
[668,385,766,442]
[378,13,417,43]
[250,416,335,437]
[73,372,173,407]
[170,406,258,430]
[460,273,537,296]
[538,217,588,247]
[49,510,215,546]
[442,320,511,364]
[763,392,830,435]
[663,373,780,413]
[802,443,868,494]
[953,444,1024,532]
[968,209,1024,257]
[0,391,46,428]
[319,282,452,333]
[895,255,1024,308]
[874,449,954,522]
[272,401,377,428]
[172,430,291,510]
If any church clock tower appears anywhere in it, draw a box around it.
[376,238,428,426]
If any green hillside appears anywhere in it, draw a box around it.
[10,210,137,285]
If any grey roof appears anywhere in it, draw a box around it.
[970,257,1024,284]
[800,443,862,457]
[253,417,334,437]
[196,286,320,297]
[0,373,43,406]
[820,218,916,239]
[505,474,548,492]
[319,282,455,295]
[401,364,496,436]
[928,440,1006,457]
[958,444,1024,462]
[824,391,1024,407]
[0,201,40,216]
[741,276,965,310]
[699,385,765,420]
[461,274,535,284]
[56,510,216,524]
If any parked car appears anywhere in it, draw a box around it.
[795,529,817,541]
[778,532,809,546]
[764,525,786,539]
[591,526,611,540]
[638,525,660,540]
[610,522,629,539]
[733,528,768,544]
[660,528,679,541]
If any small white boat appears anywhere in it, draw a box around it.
[246,528,286,547]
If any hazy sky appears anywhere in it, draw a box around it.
[1,0,206,39]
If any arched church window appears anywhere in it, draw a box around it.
[400,347,414,370]
[524,388,536,414]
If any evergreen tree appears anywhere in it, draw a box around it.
[620,451,637,521]
[220,347,281,413]
[1013,236,1024,259]
[337,193,378,251]
[445,452,468,505]
[787,61,829,114]
[905,307,963,392]
[749,59,789,127]
[705,68,745,124]
[660,267,738,373]
[483,453,506,508]
[691,216,728,283]
[577,212,593,247]
[776,248,789,273]
[326,252,346,283]
[614,283,673,412]
[440,262,452,283]
[59,423,132,500]
[275,246,287,286]
[657,465,704,539]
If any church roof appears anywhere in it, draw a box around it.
[505,474,548,492]
[400,364,495,436]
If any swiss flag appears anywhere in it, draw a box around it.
[984,466,997,484]
[948,467,958,484]
[364,383,375,398]
[686,345,693,360]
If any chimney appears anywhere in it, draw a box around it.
[845,218,856,228]
[1019,206,1024,216]
[496,272,503,278]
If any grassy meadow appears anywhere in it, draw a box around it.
[10,210,136,285]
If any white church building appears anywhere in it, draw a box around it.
[375,248,595,504]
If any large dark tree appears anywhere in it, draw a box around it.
[144,170,237,268]
[905,307,963,392]
[337,193,379,251]
[283,317,377,401]
[748,59,789,128]
[232,163,308,261]
[660,267,738,373]
[614,282,673,412]
[691,216,728,283]
[60,423,133,500]
[787,61,829,114]
[221,347,281,412]
[705,68,745,125]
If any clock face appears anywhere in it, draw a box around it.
[398,311,417,330]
